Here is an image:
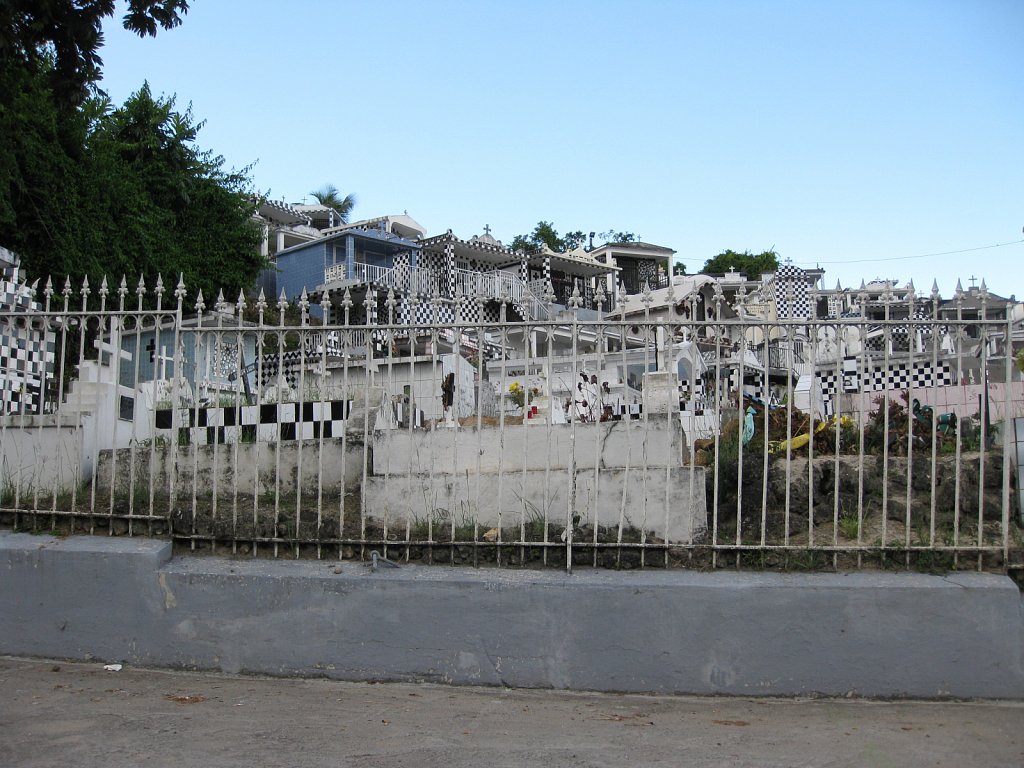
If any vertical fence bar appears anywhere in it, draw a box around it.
[43,280,66,522]
[189,289,207,551]
[125,277,145,534]
[359,289,372,562]
[339,288,353,561]
[272,290,286,558]
[855,286,868,567]
[880,282,892,557]
[976,284,990,570]
[380,288,395,561]
[711,283,723,567]
[472,289,487,567]
[167,277,185,527]
[294,289,311,559]
[209,292,226,555]
[566,293,579,573]
[905,284,916,564]
[928,283,940,552]
[492,294,508,566]
[952,284,964,567]
[106,278,128,532]
[543,285,557,567]
[251,289,268,557]
[146,277,167,537]
[596,287,609,565]
[315,293,328,560]
[1001,297,1013,566]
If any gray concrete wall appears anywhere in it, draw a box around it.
[0,417,85,493]
[365,466,706,543]
[2,531,1021,698]
[368,417,705,542]
[95,438,367,499]
[372,416,685,475]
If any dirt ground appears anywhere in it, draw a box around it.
[1,656,1021,768]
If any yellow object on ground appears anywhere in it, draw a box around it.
[768,415,852,453]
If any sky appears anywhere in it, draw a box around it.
[97,0,1024,300]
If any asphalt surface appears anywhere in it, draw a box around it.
[1,656,1021,768]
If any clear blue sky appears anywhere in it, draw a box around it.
[98,0,1023,300]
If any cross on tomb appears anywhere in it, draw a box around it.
[93,338,132,365]
[156,345,175,380]
[146,338,156,362]
[483,224,492,237]
[968,276,978,288]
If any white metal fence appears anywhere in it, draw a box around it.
[1,274,1022,573]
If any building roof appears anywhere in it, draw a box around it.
[533,251,618,278]
[257,200,310,227]
[420,230,517,265]
[324,214,426,241]
[274,225,420,260]
[598,241,675,254]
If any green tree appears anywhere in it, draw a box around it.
[701,249,780,280]
[4,81,264,302]
[309,184,356,224]
[598,230,637,244]
[0,58,88,270]
[0,6,267,303]
[0,0,189,111]
[79,84,264,300]
[509,222,633,254]
[510,221,562,254]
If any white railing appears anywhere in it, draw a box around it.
[323,261,439,295]
[323,262,347,284]
[453,268,523,302]
[1,273,1021,573]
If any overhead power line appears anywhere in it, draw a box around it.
[794,238,1024,266]
[677,238,1024,267]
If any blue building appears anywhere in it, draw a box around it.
[258,215,426,307]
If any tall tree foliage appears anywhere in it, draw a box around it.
[701,249,780,280]
[79,85,263,298]
[0,0,189,110]
[0,1,267,302]
[509,222,636,254]
[309,184,356,224]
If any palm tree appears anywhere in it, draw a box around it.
[309,184,356,225]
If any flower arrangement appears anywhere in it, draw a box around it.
[508,381,540,409]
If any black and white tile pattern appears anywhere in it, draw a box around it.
[155,399,352,444]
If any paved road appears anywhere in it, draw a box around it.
[1,656,1020,768]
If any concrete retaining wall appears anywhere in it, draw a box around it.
[1,531,1021,698]
[95,439,367,499]
[368,416,705,542]
[365,466,706,543]
[0,417,85,493]
[373,416,685,475]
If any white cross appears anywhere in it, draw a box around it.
[93,338,132,363]
[156,345,175,380]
